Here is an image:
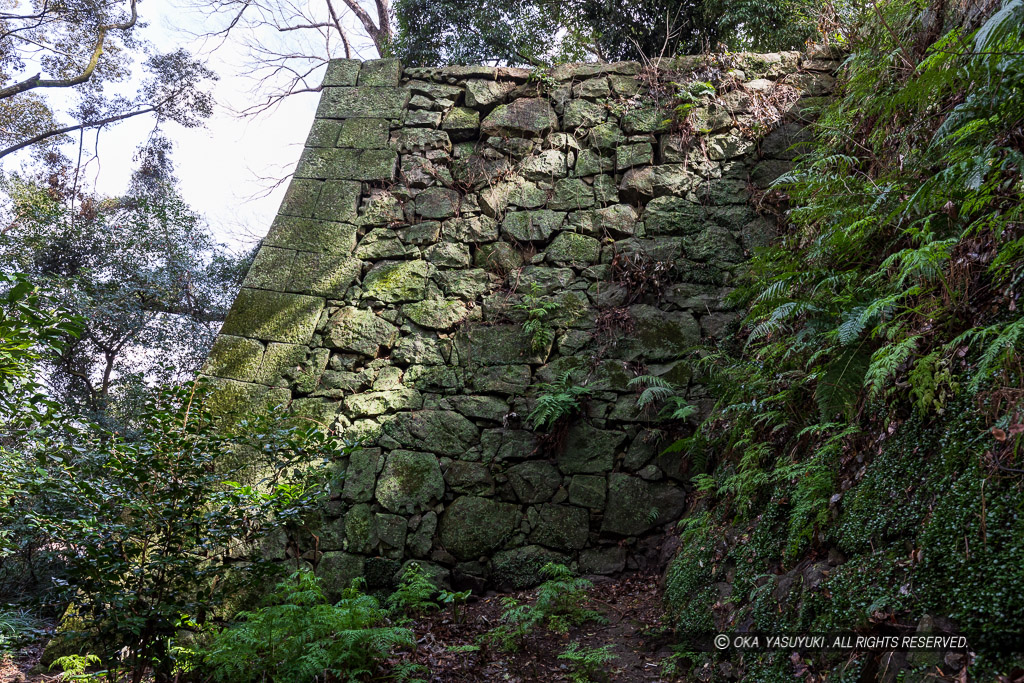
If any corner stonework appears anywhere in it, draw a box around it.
[202,50,840,593]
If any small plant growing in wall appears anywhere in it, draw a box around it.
[513,282,560,352]
[528,369,594,431]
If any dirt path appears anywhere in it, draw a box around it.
[385,572,683,682]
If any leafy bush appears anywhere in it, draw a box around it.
[387,562,440,619]
[3,381,346,680]
[203,570,413,683]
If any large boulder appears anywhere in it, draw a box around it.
[440,496,522,560]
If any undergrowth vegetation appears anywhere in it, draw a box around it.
[664,0,1024,678]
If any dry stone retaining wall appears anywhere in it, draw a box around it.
[202,50,839,594]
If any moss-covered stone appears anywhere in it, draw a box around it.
[344,503,379,554]
[358,58,401,86]
[342,448,383,503]
[402,365,464,392]
[569,475,607,508]
[529,504,589,551]
[465,79,517,108]
[375,450,444,514]
[256,343,329,392]
[201,377,292,419]
[263,216,357,255]
[295,147,398,182]
[490,545,569,589]
[474,242,524,274]
[558,422,626,474]
[312,180,361,222]
[343,387,423,417]
[316,86,409,118]
[601,473,687,536]
[415,186,461,219]
[507,461,562,504]
[279,179,323,217]
[519,149,569,180]
[220,289,324,344]
[324,306,399,357]
[480,428,538,462]
[376,513,407,557]
[402,298,469,329]
[579,547,626,575]
[684,226,744,263]
[545,232,600,267]
[622,107,668,134]
[203,335,264,382]
[480,98,558,137]
[361,260,433,303]
[322,59,360,86]
[563,99,607,128]
[548,178,595,211]
[443,395,509,421]
[502,209,565,241]
[423,242,471,267]
[392,335,449,365]
[317,551,365,599]
[441,216,499,243]
[407,511,437,558]
[444,461,495,496]
[382,410,479,456]
[607,305,700,361]
[440,496,521,560]
[470,365,532,394]
[355,229,419,260]
[616,142,653,170]
[442,107,480,139]
[455,324,549,366]
[335,118,390,149]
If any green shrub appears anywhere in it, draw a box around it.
[558,642,617,683]
[203,570,413,683]
[528,370,594,431]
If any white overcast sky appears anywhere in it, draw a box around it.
[8,0,379,253]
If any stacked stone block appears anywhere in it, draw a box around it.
[203,49,840,593]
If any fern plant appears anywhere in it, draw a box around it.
[202,570,413,683]
[558,642,618,683]
[527,369,593,431]
[482,563,604,652]
[513,282,560,351]
[387,561,440,620]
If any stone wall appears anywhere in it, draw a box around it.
[202,50,839,594]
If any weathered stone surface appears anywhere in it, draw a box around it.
[622,107,668,134]
[579,547,626,575]
[442,107,479,138]
[444,395,509,421]
[393,127,452,153]
[442,216,499,243]
[344,504,378,554]
[601,473,687,536]
[202,377,291,419]
[684,226,744,262]
[355,229,418,260]
[643,196,705,235]
[415,187,461,219]
[455,324,549,366]
[325,307,399,356]
[435,268,493,299]
[441,496,521,560]
[502,210,565,241]
[392,335,449,365]
[221,289,323,344]
[548,178,594,210]
[361,260,433,303]
[471,365,532,395]
[375,450,445,514]
[336,118,390,149]
[573,149,614,177]
[203,335,264,382]
[507,461,561,504]
[317,86,409,118]
[318,551,365,599]
[558,423,626,474]
[295,147,398,181]
[358,58,401,86]
[608,305,700,361]
[322,59,361,86]
[491,545,569,589]
[444,461,494,496]
[423,242,471,268]
[569,475,606,508]
[344,388,423,417]
[529,504,589,551]
[343,448,383,502]
[256,343,328,392]
[563,99,606,128]
[480,98,558,137]
[383,410,479,456]
[407,511,437,558]
[546,232,600,267]
[465,79,517,108]
[481,428,538,462]
[519,149,569,180]
[264,217,357,255]
[402,298,469,329]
